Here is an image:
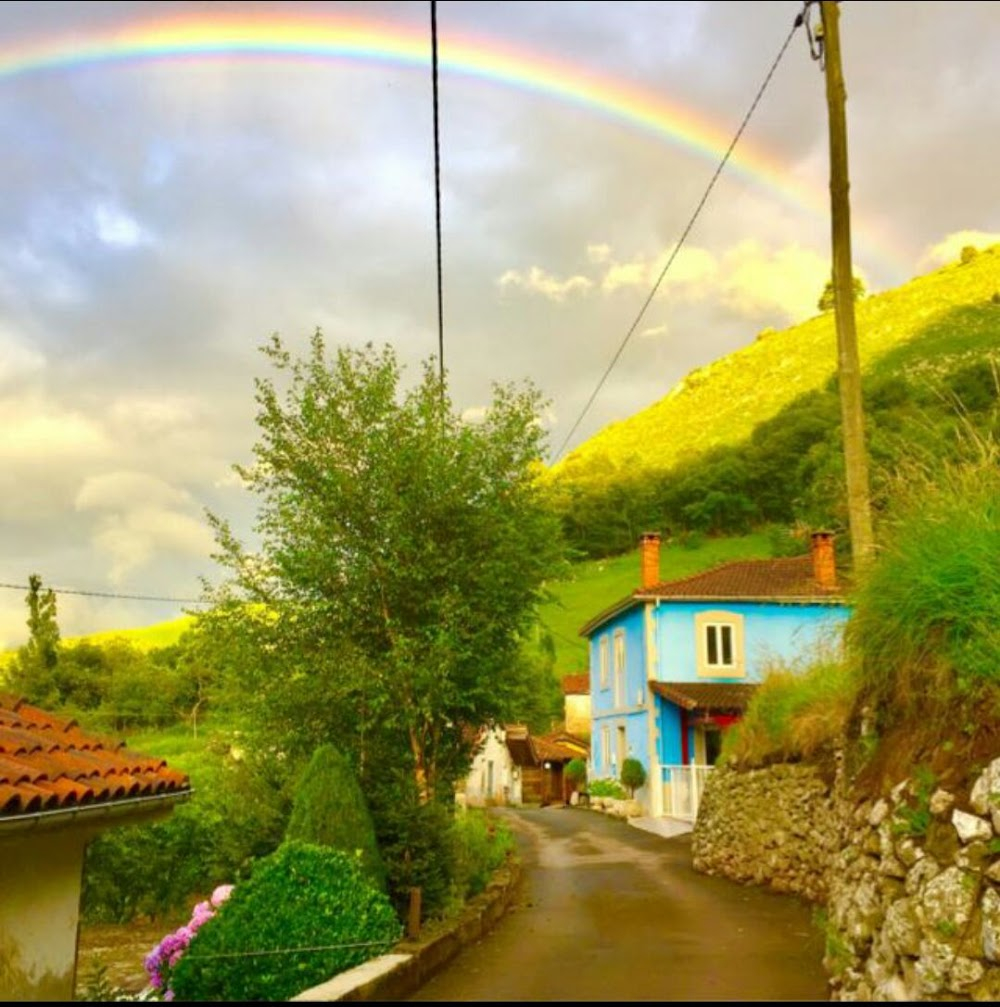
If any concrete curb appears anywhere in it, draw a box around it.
[292,858,522,1001]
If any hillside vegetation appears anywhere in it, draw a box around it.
[546,244,1000,557]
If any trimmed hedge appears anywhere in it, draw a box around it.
[170,841,401,1002]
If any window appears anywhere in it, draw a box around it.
[616,725,627,768]
[613,630,626,707]
[599,635,610,689]
[601,725,611,770]
[705,623,734,668]
[695,610,745,678]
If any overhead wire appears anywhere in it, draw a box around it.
[552,11,806,463]
[0,581,207,605]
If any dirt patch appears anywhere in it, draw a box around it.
[75,914,188,999]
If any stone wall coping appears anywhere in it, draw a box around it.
[290,860,521,1001]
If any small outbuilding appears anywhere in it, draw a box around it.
[0,694,191,1001]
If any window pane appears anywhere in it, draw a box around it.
[721,625,733,665]
[707,625,718,665]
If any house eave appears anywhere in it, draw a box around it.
[0,789,193,836]
[578,595,643,638]
[633,592,846,606]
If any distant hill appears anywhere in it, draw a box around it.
[545,244,1000,557]
[1,615,194,667]
[549,244,1000,485]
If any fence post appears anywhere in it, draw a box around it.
[407,887,422,940]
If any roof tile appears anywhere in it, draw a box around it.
[639,555,842,601]
[0,696,191,822]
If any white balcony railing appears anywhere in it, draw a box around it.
[660,764,714,821]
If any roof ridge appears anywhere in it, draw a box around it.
[638,552,812,595]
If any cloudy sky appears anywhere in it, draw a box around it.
[1,0,998,645]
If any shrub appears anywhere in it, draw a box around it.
[371,792,456,920]
[565,758,587,788]
[285,744,385,889]
[620,757,647,797]
[450,809,516,900]
[588,778,627,799]
[720,654,856,767]
[169,842,401,1002]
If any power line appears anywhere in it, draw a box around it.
[430,0,445,385]
[552,13,804,463]
[0,582,207,605]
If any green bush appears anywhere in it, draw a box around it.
[720,654,855,767]
[285,744,385,889]
[587,778,626,799]
[565,758,587,788]
[620,757,647,797]
[170,842,401,1002]
[450,809,516,900]
[371,792,457,920]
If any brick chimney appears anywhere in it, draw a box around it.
[810,531,837,589]
[639,532,661,589]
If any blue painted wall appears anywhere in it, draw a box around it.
[589,605,649,779]
[652,601,848,684]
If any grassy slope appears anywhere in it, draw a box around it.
[539,531,773,675]
[64,616,195,651]
[549,245,1000,483]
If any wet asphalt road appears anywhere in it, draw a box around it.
[410,806,828,1002]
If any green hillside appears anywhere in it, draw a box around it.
[550,244,1000,484]
[539,531,773,674]
[1,615,193,667]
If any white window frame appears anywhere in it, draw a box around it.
[599,635,610,689]
[695,610,745,678]
[601,725,611,770]
[613,630,626,707]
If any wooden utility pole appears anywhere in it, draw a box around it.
[819,0,874,571]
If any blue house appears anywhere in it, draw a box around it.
[580,532,849,819]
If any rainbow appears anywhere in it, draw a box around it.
[0,11,907,279]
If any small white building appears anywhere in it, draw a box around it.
[461,726,521,806]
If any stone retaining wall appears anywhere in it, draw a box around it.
[692,762,838,903]
[692,757,1000,1000]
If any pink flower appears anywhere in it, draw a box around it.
[210,884,234,907]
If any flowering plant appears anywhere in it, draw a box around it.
[144,884,233,1001]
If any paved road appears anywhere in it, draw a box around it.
[411,807,827,1002]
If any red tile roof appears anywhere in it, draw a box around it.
[0,694,190,820]
[580,554,845,636]
[650,681,758,712]
[638,554,843,602]
[561,673,590,696]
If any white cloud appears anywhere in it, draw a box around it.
[90,507,215,584]
[599,246,716,295]
[718,241,833,322]
[108,395,198,434]
[586,242,612,264]
[497,266,592,302]
[461,405,488,425]
[75,471,192,512]
[639,323,668,339]
[0,395,109,461]
[93,203,150,248]
[920,230,1000,269]
[0,324,46,385]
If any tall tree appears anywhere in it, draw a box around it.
[7,574,61,704]
[206,334,566,801]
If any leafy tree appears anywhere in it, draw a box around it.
[7,575,61,704]
[818,275,866,313]
[206,334,567,803]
